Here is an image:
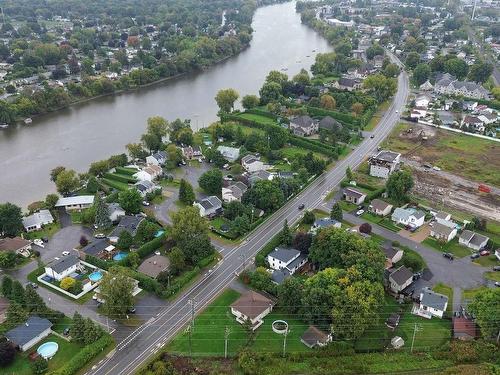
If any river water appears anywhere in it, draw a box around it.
[0,1,333,208]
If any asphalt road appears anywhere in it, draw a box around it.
[86,54,409,375]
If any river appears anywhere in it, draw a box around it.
[0,1,333,208]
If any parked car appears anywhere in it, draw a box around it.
[155,251,161,256]
[470,253,480,260]
[127,307,136,314]
[33,239,44,247]
[26,282,38,289]
[142,201,150,206]
[298,204,305,210]
[495,282,500,287]
[95,233,106,239]
[493,266,500,271]
[370,134,374,139]
[41,237,49,243]
[443,252,454,260]
[480,250,490,256]
[62,251,70,256]
[63,328,70,336]
[432,166,441,171]
[356,209,364,216]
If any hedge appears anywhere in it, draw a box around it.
[137,235,165,258]
[49,334,114,375]
[115,166,137,176]
[84,255,114,270]
[306,106,360,127]
[255,233,282,267]
[101,178,129,191]
[104,172,137,183]
[245,108,280,120]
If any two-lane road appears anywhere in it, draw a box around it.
[88,58,409,375]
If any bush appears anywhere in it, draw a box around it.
[137,235,165,259]
[307,105,360,126]
[255,234,281,267]
[31,357,48,374]
[0,341,16,367]
[84,255,113,270]
[359,223,372,234]
[397,248,426,271]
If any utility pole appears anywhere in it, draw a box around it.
[410,323,422,353]
[189,298,196,328]
[185,325,192,356]
[224,326,231,358]
[471,0,477,20]
[496,329,500,345]
[282,326,289,358]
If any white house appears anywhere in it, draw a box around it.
[22,210,54,232]
[146,151,167,166]
[343,187,366,205]
[391,207,425,228]
[459,230,489,251]
[417,287,448,319]
[369,199,393,216]
[107,203,126,222]
[310,218,341,235]
[430,222,457,242]
[289,115,318,136]
[221,182,248,203]
[5,317,52,352]
[241,154,265,173]
[133,165,162,182]
[383,247,404,268]
[44,255,81,281]
[216,146,240,162]
[55,195,94,211]
[388,266,413,293]
[134,180,158,197]
[267,247,307,274]
[369,150,401,178]
[230,291,275,330]
[415,94,432,109]
[435,211,452,226]
[193,196,222,217]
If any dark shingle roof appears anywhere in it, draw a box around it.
[81,239,109,256]
[5,316,52,348]
[268,247,300,263]
[109,215,144,238]
[390,266,413,286]
[301,326,330,347]
[420,287,448,311]
[48,255,79,274]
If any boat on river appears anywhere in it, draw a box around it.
[24,118,32,124]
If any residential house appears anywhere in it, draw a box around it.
[289,115,318,137]
[419,80,433,91]
[222,182,248,203]
[369,150,401,178]
[194,196,223,218]
[383,247,404,268]
[435,211,451,225]
[146,151,167,166]
[0,237,32,257]
[241,154,265,173]
[453,317,477,341]
[462,115,485,133]
[430,222,457,242]
[415,94,432,109]
[230,291,275,330]
[417,287,448,319]
[478,112,498,125]
[181,145,203,160]
[334,77,362,91]
[388,266,414,293]
[107,203,126,223]
[44,255,81,281]
[248,170,273,185]
[216,146,240,162]
[80,239,115,259]
[434,76,490,99]
[391,207,425,228]
[343,187,366,205]
[55,195,94,211]
[369,199,393,216]
[137,255,170,279]
[410,109,427,120]
[5,316,52,352]
[459,230,489,251]
[108,215,144,243]
[134,180,157,197]
[437,110,458,126]
[373,55,384,69]
[318,116,343,132]
[267,247,307,274]
[133,165,162,182]
[310,218,341,235]
[22,210,54,232]
[301,326,332,348]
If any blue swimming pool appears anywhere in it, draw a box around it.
[113,252,128,261]
[88,271,103,282]
[154,230,165,238]
[37,342,58,359]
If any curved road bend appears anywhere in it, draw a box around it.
[87,59,409,375]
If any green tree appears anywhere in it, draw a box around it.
[413,64,431,85]
[6,301,28,325]
[363,74,397,103]
[169,247,186,275]
[0,252,17,269]
[215,88,239,114]
[100,268,135,318]
[267,126,288,149]
[198,169,223,195]
[0,203,23,237]
[83,317,103,345]
[1,276,12,298]
[70,312,86,343]
[292,68,310,86]
[127,252,140,269]
[468,288,500,338]
[60,277,76,291]
[117,231,133,250]
[383,63,400,78]
[468,62,493,83]
[88,160,109,176]
[265,70,288,85]
[278,277,304,314]
[55,169,80,195]
[330,202,343,221]
[0,341,16,367]
[279,219,292,246]
[444,58,469,80]
[31,357,48,374]
[242,180,284,212]
[320,94,336,110]
[386,170,414,204]
[259,81,282,105]
[126,143,147,160]
[94,194,111,229]
[302,210,315,225]
[118,189,142,214]
[178,179,195,205]
[50,166,66,182]
[405,52,421,69]
[241,95,260,110]
[345,166,353,181]
[232,215,250,236]
[45,194,60,210]
[166,144,183,167]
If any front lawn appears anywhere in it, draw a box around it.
[167,289,312,356]
[339,201,357,212]
[462,286,489,300]
[422,237,471,258]
[0,334,82,375]
[484,271,500,282]
[24,223,61,241]
[473,255,499,267]
[432,283,453,317]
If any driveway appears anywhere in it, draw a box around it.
[398,224,430,243]
[35,225,92,263]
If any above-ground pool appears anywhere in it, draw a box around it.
[154,230,165,238]
[113,252,128,261]
[37,342,59,359]
[88,271,103,282]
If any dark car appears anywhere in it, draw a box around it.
[470,253,480,260]
[370,135,375,139]
[495,282,500,287]
[128,307,136,314]
[298,204,305,210]
[443,252,454,260]
[63,328,70,336]
[41,237,49,243]
[26,282,38,289]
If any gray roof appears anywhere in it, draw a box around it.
[81,239,109,256]
[5,316,52,348]
[432,222,455,238]
[198,196,222,210]
[460,230,488,247]
[339,77,358,87]
[373,150,400,163]
[47,255,80,274]
[435,211,450,220]
[55,195,94,207]
[107,203,125,216]
[383,247,400,259]
[301,326,330,347]
[313,218,340,229]
[459,230,475,243]
[420,287,448,311]
[269,247,300,263]
[271,269,290,284]
[226,182,248,199]
[392,207,424,221]
[371,199,392,212]
[343,187,365,199]
[109,215,144,238]
[318,116,342,131]
[389,266,413,286]
[291,115,315,129]
[22,210,54,229]
[413,210,425,220]
[286,253,307,270]
[241,154,259,165]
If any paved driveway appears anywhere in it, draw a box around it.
[35,225,93,263]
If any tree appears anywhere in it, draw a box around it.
[135,220,160,243]
[330,202,343,221]
[383,63,400,78]
[345,166,353,181]
[50,166,66,182]
[351,102,364,116]
[70,312,86,343]
[232,215,250,236]
[169,247,186,275]
[0,203,23,237]
[31,357,48,374]
[118,189,142,214]
[198,169,223,195]
[55,169,80,195]
[215,88,239,114]
[248,267,274,293]
[386,170,414,204]
[6,301,28,325]
[366,44,384,60]
[292,232,313,253]
[363,74,397,103]
[127,252,140,269]
[405,52,421,69]
[241,95,260,110]
[292,69,310,86]
[117,231,133,250]
[267,126,288,149]
[320,94,336,110]
[82,317,103,345]
[468,288,500,338]
[60,277,76,291]
[278,277,304,314]
[166,144,183,167]
[265,70,288,85]
[242,180,284,212]
[224,201,250,220]
[94,195,111,229]
[444,58,469,80]
[178,179,195,205]
[45,194,59,210]
[126,143,147,160]
[1,276,12,299]
[88,160,109,176]
[0,252,17,269]
[279,220,292,246]
[0,341,16,367]
[79,235,88,247]
[99,268,135,318]
[413,64,431,85]
[259,81,282,105]
[468,62,493,83]
[359,223,372,234]
[302,210,315,225]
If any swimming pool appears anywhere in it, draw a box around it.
[37,342,58,359]
[113,252,128,261]
[88,271,103,282]
[154,230,165,238]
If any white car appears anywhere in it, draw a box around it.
[62,251,70,256]
[33,239,44,248]
[432,166,441,171]
[155,251,161,256]
[356,209,364,216]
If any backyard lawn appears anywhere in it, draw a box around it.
[167,289,312,356]
[0,334,82,375]
[473,255,499,267]
[238,113,278,126]
[422,237,471,258]
[360,212,400,232]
